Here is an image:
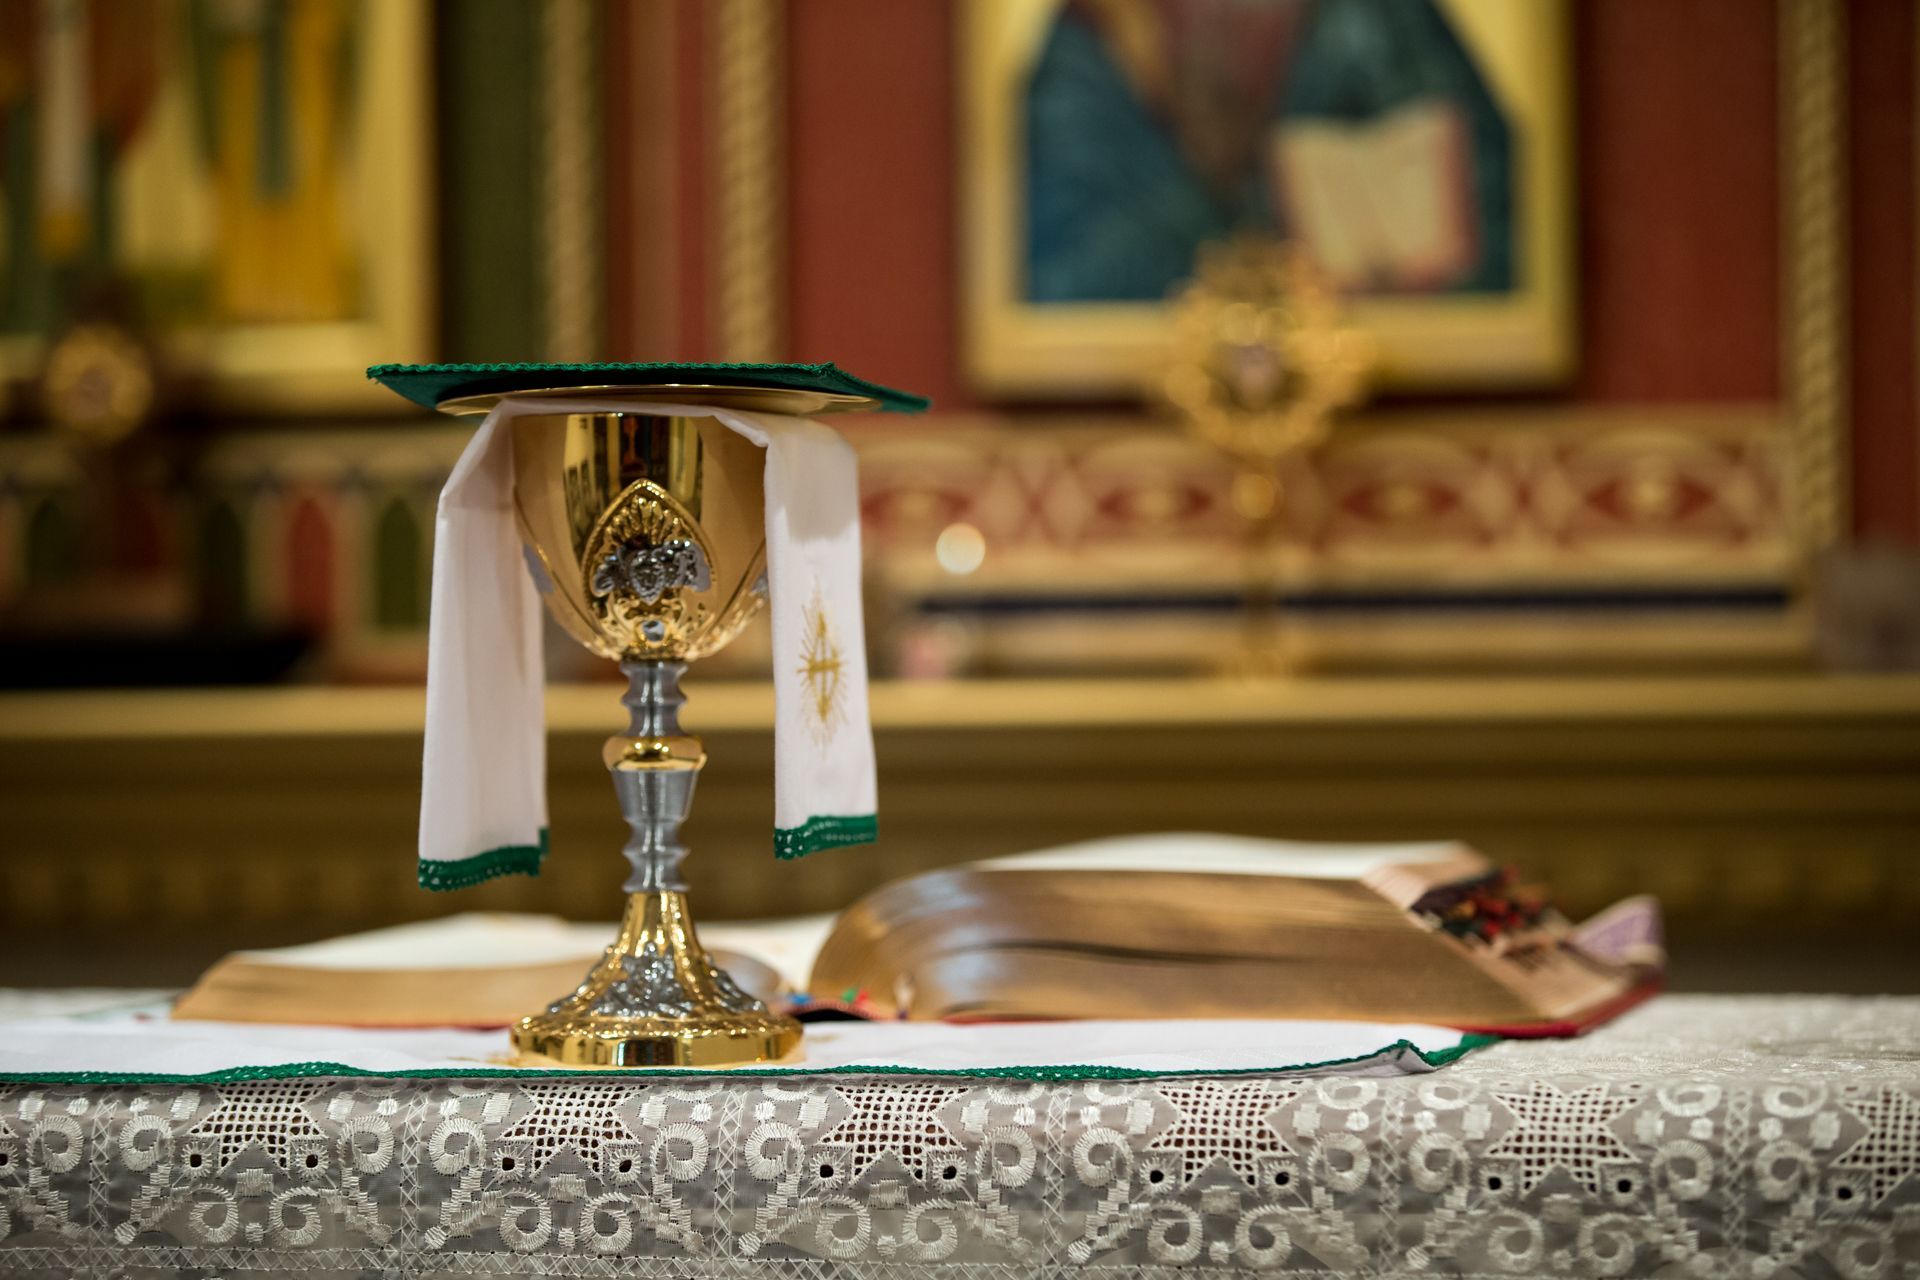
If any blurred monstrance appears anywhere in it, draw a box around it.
[1162,239,1373,672]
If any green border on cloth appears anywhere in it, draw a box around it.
[417,829,550,891]
[775,813,878,860]
[0,1034,1496,1086]
[366,360,930,414]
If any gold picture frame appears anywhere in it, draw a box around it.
[0,0,433,413]
[960,0,1574,396]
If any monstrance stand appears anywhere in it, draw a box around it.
[1162,240,1373,674]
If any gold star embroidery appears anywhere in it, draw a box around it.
[798,591,846,740]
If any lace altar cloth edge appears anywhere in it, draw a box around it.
[1,995,1916,1279]
[0,1010,1482,1084]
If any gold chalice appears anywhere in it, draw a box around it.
[435,386,854,1067]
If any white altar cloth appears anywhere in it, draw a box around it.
[0,1008,1476,1082]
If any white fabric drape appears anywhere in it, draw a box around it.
[420,398,876,888]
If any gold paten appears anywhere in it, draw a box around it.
[503,407,800,1067]
[438,382,879,418]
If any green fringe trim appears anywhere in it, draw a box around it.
[0,1035,1495,1086]
[774,813,878,860]
[417,829,549,891]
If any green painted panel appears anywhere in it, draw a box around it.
[197,499,248,621]
[23,497,81,587]
[437,0,542,361]
[371,496,425,629]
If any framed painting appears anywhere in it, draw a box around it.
[0,0,432,412]
[961,0,1573,395]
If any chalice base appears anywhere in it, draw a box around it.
[510,890,801,1068]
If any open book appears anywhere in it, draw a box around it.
[811,835,1659,1033]
[174,834,1660,1033]
[1272,99,1479,291]
[170,914,830,1028]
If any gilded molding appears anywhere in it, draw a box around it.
[541,0,602,362]
[713,0,784,360]
[4,675,1919,932]
[1781,0,1849,550]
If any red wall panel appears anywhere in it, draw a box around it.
[1573,0,1780,402]
[1848,0,1918,542]
[786,0,965,406]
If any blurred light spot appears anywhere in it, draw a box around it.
[934,522,986,576]
[1379,481,1425,522]
[1232,472,1278,520]
[1132,486,1178,522]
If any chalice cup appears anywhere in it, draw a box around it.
[499,402,800,1067]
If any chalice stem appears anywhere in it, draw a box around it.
[613,659,697,894]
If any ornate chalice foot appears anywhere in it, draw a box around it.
[513,890,801,1067]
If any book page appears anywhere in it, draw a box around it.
[1272,99,1474,290]
[235,912,836,995]
[982,832,1467,879]
[235,914,606,970]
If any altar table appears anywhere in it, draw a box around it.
[1,994,1915,1278]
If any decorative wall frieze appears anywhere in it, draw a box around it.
[844,408,1794,594]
